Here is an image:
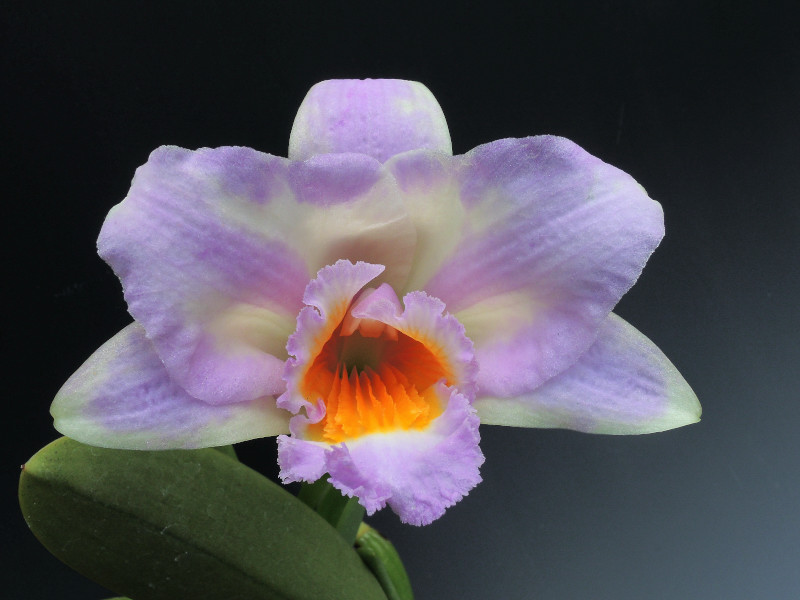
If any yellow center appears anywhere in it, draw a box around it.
[301,319,450,443]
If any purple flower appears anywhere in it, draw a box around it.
[52,79,700,525]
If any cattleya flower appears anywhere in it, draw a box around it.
[51,79,700,525]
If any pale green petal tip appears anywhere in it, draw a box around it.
[474,314,702,436]
[650,368,702,432]
[585,345,702,435]
[475,376,701,436]
[52,392,290,451]
[49,324,290,451]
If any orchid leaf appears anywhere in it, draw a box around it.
[212,444,239,460]
[19,437,387,600]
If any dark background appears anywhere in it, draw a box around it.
[4,2,799,598]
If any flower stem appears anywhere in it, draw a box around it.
[297,477,365,545]
[355,523,414,600]
[297,478,414,599]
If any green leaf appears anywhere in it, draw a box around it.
[212,444,238,460]
[19,437,386,600]
[355,524,414,600]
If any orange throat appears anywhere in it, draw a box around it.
[301,322,450,443]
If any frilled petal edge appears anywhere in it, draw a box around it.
[474,313,701,434]
[51,324,290,449]
[278,385,483,526]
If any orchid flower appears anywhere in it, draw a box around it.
[51,79,700,525]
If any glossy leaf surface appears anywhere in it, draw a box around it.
[19,437,386,600]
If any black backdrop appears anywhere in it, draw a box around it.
[5,2,799,599]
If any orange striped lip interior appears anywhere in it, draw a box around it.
[301,317,451,444]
